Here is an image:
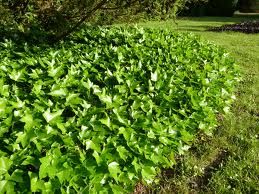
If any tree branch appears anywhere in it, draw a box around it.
[54,0,108,42]
[100,0,139,10]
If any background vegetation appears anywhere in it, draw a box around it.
[0,0,206,41]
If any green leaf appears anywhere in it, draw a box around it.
[39,155,57,179]
[0,180,15,193]
[43,108,63,123]
[20,111,34,130]
[66,93,82,105]
[116,146,129,161]
[151,70,158,82]
[99,115,111,128]
[49,88,67,97]
[85,139,101,152]
[118,127,133,141]
[9,70,23,81]
[113,108,128,125]
[9,169,24,183]
[109,183,126,193]
[0,157,12,175]
[141,166,156,184]
[108,162,121,182]
[0,99,7,117]
[48,65,64,78]
[118,52,123,61]
[29,172,45,192]
[93,151,101,164]
[32,83,43,95]
[0,79,9,97]
[132,157,141,173]
[147,130,156,139]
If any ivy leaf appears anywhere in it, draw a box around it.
[0,79,9,97]
[118,52,123,61]
[32,82,43,95]
[113,108,128,125]
[9,169,24,183]
[48,65,64,78]
[108,162,121,182]
[85,139,101,152]
[39,155,55,179]
[119,127,133,141]
[109,183,126,193]
[92,151,101,164]
[0,180,15,193]
[43,108,63,123]
[0,99,7,117]
[49,88,67,97]
[29,172,45,192]
[147,130,156,139]
[116,146,129,161]
[132,157,141,173]
[66,93,82,105]
[9,70,23,81]
[20,111,34,130]
[0,157,12,175]
[151,70,158,82]
[99,115,111,128]
[141,166,156,184]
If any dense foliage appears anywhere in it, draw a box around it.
[205,0,238,17]
[181,0,238,17]
[0,0,207,40]
[0,27,239,193]
[238,0,257,12]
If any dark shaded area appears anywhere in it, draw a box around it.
[184,15,259,22]
[238,0,258,13]
[181,0,238,17]
[208,20,259,33]
[250,110,259,117]
[0,26,56,46]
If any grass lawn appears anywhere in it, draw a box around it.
[133,17,259,193]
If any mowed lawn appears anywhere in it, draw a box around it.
[133,17,259,193]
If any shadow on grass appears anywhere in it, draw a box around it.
[175,28,207,32]
[180,15,259,23]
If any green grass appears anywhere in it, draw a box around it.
[133,17,259,193]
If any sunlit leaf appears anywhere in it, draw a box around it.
[43,108,63,123]
[108,162,121,182]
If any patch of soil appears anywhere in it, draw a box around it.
[133,182,149,194]
[208,21,259,33]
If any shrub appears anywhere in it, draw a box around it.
[0,0,208,41]
[181,0,238,17]
[0,27,239,193]
[205,0,238,17]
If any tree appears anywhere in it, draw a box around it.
[0,0,207,41]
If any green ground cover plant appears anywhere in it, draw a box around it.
[0,26,239,193]
[135,16,259,193]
